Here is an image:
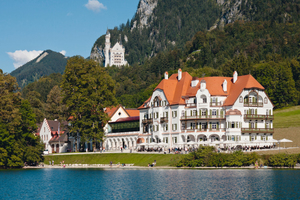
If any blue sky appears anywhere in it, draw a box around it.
[0,0,140,73]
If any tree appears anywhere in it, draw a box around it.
[45,85,66,121]
[61,56,117,151]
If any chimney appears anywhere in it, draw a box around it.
[164,71,168,80]
[178,68,182,81]
[233,71,238,83]
[223,79,227,92]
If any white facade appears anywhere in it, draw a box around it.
[137,70,274,148]
[39,118,69,153]
[104,30,128,67]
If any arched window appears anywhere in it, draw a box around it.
[201,95,207,103]
[264,97,268,104]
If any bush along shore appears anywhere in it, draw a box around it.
[176,146,300,168]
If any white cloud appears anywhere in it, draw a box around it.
[85,0,107,12]
[60,50,66,56]
[7,50,43,69]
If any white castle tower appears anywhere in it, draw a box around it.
[104,29,111,67]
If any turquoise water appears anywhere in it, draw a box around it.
[1,169,300,199]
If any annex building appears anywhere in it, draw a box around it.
[104,69,275,150]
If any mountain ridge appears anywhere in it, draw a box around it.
[10,50,68,87]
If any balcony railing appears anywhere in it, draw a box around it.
[181,115,225,120]
[243,102,263,107]
[210,102,223,107]
[186,103,196,108]
[244,114,274,120]
[241,128,274,133]
[142,119,153,124]
[181,128,225,132]
[160,117,168,123]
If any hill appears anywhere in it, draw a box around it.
[10,50,68,87]
[91,0,300,65]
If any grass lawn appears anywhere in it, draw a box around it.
[44,153,183,167]
[273,105,300,128]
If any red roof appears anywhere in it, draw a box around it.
[139,71,265,108]
[125,109,140,117]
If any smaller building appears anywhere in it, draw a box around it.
[103,105,140,150]
[37,118,72,153]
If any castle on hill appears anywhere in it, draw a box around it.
[104,30,128,67]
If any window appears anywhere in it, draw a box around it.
[250,109,255,114]
[156,112,159,119]
[150,113,152,119]
[239,96,243,103]
[181,110,185,117]
[191,123,196,130]
[249,97,252,103]
[266,109,269,115]
[212,123,217,130]
[172,124,177,131]
[212,97,216,103]
[264,97,268,104]
[173,137,178,144]
[250,122,255,128]
[212,110,217,116]
[172,111,177,118]
[44,127,46,132]
[193,110,197,116]
[164,100,167,106]
[231,122,235,128]
[163,137,168,143]
[156,125,159,132]
[266,123,269,129]
[201,123,207,130]
[181,123,185,130]
[165,124,168,131]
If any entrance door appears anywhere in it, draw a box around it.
[56,144,59,153]
[51,144,54,153]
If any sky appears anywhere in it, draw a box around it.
[0,0,140,73]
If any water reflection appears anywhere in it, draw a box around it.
[0,169,300,199]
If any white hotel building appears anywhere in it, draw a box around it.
[136,69,274,148]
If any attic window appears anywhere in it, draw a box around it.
[51,127,53,130]
[118,112,121,116]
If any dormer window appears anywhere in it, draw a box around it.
[264,97,268,104]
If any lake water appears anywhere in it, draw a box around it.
[1,168,300,199]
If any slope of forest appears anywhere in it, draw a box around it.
[10,50,68,87]
[91,0,300,65]
[105,20,300,109]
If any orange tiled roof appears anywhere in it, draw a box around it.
[125,109,140,117]
[139,71,265,108]
[105,105,121,118]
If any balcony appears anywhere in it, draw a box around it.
[210,102,223,107]
[244,114,274,120]
[181,115,225,120]
[185,103,196,108]
[243,102,263,107]
[241,128,274,133]
[160,117,168,123]
[142,119,153,124]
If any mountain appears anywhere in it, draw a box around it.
[10,50,68,87]
[90,0,300,66]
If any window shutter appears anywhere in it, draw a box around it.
[249,136,251,141]
[236,122,238,128]
[220,110,223,117]
[216,97,218,104]
[261,136,263,140]
[255,122,257,129]
[234,136,236,141]
[217,110,219,116]
[239,122,242,128]
[255,136,257,140]
[255,109,257,115]
[166,124,168,131]
[249,123,251,129]
[199,110,202,116]
[217,122,219,130]
[195,110,197,116]
[210,110,212,116]
[190,110,192,116]
[185,111,187,117]
[269,110,271,115]
[209,122,212,130]
[266,136,268,140]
